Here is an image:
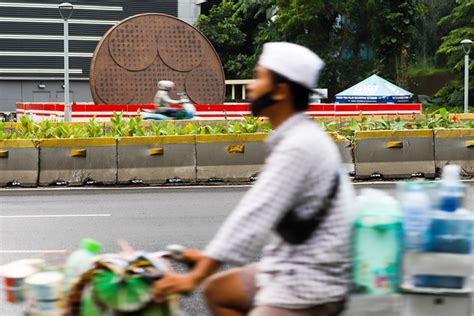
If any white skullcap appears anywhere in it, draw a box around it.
[257,42,324,90]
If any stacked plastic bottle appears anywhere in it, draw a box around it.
[400,165,473,289]
[400,184,432,253]
[438,165,464,212]
[64,238,102,289]
[421,165,471,288]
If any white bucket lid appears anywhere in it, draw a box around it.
[2,264,37,279]
[25,271,64,285]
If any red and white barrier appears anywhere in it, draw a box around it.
[16,102,422,122]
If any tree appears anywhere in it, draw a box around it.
[414,0,455,67]
[254,0,363,95]
[196,0,275,79]
[195,0,247,78]
[197,0,426,99]
[437,0,474,71]
[434,0,474,107]
[364,0,425,86]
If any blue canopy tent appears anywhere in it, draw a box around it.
[335,74,414,103]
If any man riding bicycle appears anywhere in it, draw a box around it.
[153,42,354,316]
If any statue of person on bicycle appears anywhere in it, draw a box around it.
[152,80,196,120]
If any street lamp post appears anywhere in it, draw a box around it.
[59,3,74,121]
[461,39,472,113]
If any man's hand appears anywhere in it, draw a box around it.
[152,273,198,302]
[181,249,203,264]
[152,252,221,302]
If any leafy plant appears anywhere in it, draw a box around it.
[108,112,129,137]
[16,115,39,139]
[53,122,86,139]
[180,123,200,135]
[148,121,182,136]
[319,120,338,132]
[424,108,454,129]
[369,116,407,130]
[36,119,56,139]
[228,116,264,133]
[128,114,146,137]
[148,121,168,136]
[86,116,105,138]
[0,122,16,140]
[6,107,474,142]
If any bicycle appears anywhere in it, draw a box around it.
[66,245,190,316]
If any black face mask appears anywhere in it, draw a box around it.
[250,91,276,117]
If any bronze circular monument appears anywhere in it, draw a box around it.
[90,14,225,105]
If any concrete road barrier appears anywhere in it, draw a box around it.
[196,134,267,181]
[38,138,117,186]
[434,129,474,176]
[327,132,354,174]
[0,139,38,186]
[12,127,474,185]
[355,130,435,179]
[117,136,196,184]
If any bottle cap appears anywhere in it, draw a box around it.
[80,238,102,254]
[441,165,461,183]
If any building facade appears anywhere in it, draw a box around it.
[0,0,206,112]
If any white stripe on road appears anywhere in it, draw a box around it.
[0,250,67,254]
[0,214,111,218]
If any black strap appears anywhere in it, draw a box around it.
[275,171,340,245]
[312,171,340,225]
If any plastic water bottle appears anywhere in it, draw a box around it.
[64,239,102,288]
[439,165,464,212]
[400,184,432,252]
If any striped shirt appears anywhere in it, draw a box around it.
[204,113,355,309]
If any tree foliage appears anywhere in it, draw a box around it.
[414,0,455,67]
[195,0,271,78]
[195,0,246,78]
[196,0,471,106]
[365,0,424,85]
[437,0,474,71]
[433,0,474,107]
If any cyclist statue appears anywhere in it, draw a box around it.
[154,80,181,116]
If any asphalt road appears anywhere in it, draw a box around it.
[1,182,473,315]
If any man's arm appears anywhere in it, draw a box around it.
[154,91,181,109]
[153,250,221,299]
[161,93,181,105]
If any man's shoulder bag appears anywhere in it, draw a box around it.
[275,172,340,245]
